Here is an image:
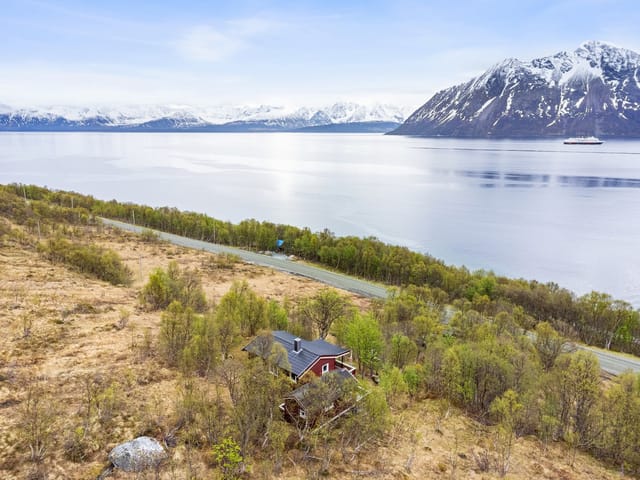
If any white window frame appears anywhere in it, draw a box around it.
[322,363,329,375]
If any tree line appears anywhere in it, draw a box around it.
[2,182,639,357]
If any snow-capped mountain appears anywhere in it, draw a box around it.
[0,102,407,132]
[391,41,640,137]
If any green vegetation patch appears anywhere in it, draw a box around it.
[140,261,207,311]
[3,183,640,358]
[39,237,133,286]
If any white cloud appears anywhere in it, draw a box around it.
[175,26,244,62]
[0,60,424,110]
[0,62,247,106]
[175,18,277,63]
[227,17,276,36]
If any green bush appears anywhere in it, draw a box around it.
[40,237,132,286]
[211,437,243,479]
[140,261,207,311]
[159,301,195,367]
[140,228,161,243]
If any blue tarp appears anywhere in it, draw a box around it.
[276,239,285,248]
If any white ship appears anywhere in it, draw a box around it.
[563,136,604,145]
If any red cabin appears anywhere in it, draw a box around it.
[243,330,356,382]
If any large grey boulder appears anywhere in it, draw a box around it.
[108,436,167,472]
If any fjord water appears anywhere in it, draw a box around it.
[2,132,640,306]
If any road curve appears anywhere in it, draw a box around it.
[101,217,640,376]
[100,218,389,299]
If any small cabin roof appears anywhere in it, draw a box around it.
[243,330,350,377]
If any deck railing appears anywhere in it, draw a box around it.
[335,360,356,375]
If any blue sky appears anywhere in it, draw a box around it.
[2,0,639,109]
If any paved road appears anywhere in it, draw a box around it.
[100,218,388,299]
[101,217,640,376]
[577,344,640,376]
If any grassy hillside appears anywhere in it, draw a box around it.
[0,187,637,479]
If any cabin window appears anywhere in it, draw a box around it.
[322,363,329,375]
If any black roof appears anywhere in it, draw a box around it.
[243,330,350,377]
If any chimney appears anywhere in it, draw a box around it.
[293,338,302,353]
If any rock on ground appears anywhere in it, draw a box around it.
[108,436,167,472]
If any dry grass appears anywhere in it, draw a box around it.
[0,223,629,479]
[361,400,625,480]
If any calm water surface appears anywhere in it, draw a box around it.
[2,132,640,306]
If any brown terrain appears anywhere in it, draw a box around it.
[0,222,628,479]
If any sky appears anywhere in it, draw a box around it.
[1,0,640,111]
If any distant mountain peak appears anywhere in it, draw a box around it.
[580,39,617,51]
[391,42,640,138]
[0,102,407,132]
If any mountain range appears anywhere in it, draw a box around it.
[0,102,406,133]
[391,41,640,138]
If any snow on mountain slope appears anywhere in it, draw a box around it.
[392,41,640,137]
[0,102,407,131]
